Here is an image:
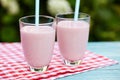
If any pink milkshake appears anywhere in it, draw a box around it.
[57,21,89,65]
[20,26,55,70]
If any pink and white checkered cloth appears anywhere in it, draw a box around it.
[0,43,118,80]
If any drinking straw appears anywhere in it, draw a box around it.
[35,0,40,27]
[74,0,80,21]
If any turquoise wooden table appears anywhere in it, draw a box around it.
[57,42,120,80]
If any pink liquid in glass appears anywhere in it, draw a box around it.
[20,26,55,68]
[57,21,89,61]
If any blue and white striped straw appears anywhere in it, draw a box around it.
[35,0,40,27]
[74,0,80,21]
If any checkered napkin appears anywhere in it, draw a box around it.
[0,43,118,80]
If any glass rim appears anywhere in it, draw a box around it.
[19,15,54,25]
[56,12,90,20]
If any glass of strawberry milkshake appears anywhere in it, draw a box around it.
[56,12,90,66]
[19,15,55,72]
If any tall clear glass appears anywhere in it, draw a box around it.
[19,15,55,72]
[56,12,90,66]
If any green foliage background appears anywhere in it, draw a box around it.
[0,0,120,42]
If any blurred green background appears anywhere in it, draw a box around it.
[0,0,120,42]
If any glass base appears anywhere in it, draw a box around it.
[64,59,82,66]
[29,66,48,72]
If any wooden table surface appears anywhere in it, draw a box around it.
[57,42,120,80]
